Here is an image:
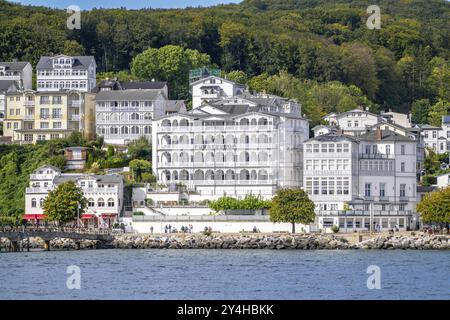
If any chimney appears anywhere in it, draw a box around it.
[376,127,382,140]
[12,58,18,63]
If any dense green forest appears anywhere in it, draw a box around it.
[0,0,449,122]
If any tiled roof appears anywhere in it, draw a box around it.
[36,56,95,70]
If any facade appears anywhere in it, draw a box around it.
[64,147,88,170]
[190,76,246,109]
[3,90,93,143]
[36,55,97,92]
[380,110,412,128]
[0,80,20,121]
[304,128,419,231]
[95,88,167,145]
[24,165,123,226]
[152,98,309,200]
[0,61,33,90]
[330,108,384,136]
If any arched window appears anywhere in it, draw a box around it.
[31,198,37,208]
[144,126,151,134]
[131,113,140,120]
[121,126,129,134]
[144,112,152,120]
[39,198,44,207]
[88,198,95,207]
[98,198,105,207]
[131,126,140,134]
[108,198,115,207]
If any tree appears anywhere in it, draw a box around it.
[225,70,248,85]
[411,99,431,124]
[129,159,151,182]
[43,181,87,224]
[417,186,450,228]
[131,45,211,99]
[269,188,315,233]
[427,99,449,127]
[127,137,152,160]
[63,40,85,56]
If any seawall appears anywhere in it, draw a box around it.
[2,233,448,251]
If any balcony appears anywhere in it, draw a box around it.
[23,114,35,120]
[26,187,54,194]
[315,210,413,216]
[30,174,55,180]
[359,153,394,159]
[24,101,35,107]
[39,115,51,120]
[70,101,82,108]
[83,188,117,194]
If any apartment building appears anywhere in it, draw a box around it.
[417,116,450,154]
[190,75,246,109]
[24,165,123,227]
[0,80,20,121]
[304,127,419,232]
[95,82,168,145]
[0,61,33,90]
[3,90,94,143]
[152,97,309,200]
[324,108,385,136]
[36,55,97,92]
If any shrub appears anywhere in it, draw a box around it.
[331,225,340,233]
[133,211,145,216]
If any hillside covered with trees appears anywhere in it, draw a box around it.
[0,0,449,123]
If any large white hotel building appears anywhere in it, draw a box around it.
[152,88,309,200]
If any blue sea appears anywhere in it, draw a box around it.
[0,249,448,299]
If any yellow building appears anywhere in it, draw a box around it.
[3,90,94,143]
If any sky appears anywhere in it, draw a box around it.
[13,0,242,9]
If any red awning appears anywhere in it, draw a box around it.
[81,214,96,220]
[23,214,47,220]
[101,213,117,218]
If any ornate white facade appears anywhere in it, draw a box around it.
[95,89,166,145]
[36,55,97,92]
[152,100,309,200]
[24,165,123,225]
[304,127,420,231]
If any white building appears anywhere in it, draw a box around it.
[0,61,33,90]
[419,116,450,154]
[95,88,166,145]
[152,97,309,200]
[190,75,246,109]
[304,127,419,232]
[380,110,412,128]
[24,165,123,227]
[36,55,97,92]
[330,108,385,136]
[436,173,450,188]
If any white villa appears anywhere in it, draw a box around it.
[417,116,450,154]
[190,75,246,109]
[95,85,167,145]
[152,95,309,200]
[304,126,420,232]
[36,55,97,92]
[24,165,123,227]
[0,61,33,90]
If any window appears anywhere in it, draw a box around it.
[365,183,371,197]
[313,178,319,195]
[321,179,327,195]
[108,198,115,207]
[401,162,405,172]
[401,145,405,155]
[31,198,36,208]
[40,122,49,129]
[400,184,406,197]
[53,122,62,129]
[336,144,342,153]
[329,144,335,153]
[88,198,95,207]
[98,198,105,207]
[386,145,391,155]
[379,183,386,197]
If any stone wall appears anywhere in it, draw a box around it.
[1,234,449,251]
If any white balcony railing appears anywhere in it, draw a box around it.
[70,101,82,108]
[30,174,55,180]
[26,187,54,193]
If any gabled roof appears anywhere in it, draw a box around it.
[306,132,359,143]
[34,164,62,174]
[417,124,441,130]
[166,100,186,113]
[95,90,162,101]
[0,61,30,71]
[0,80,19,93]
[358,129,414,142]
[336,108,379,119]
[36,56,96,70]
[190,75,243,87]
